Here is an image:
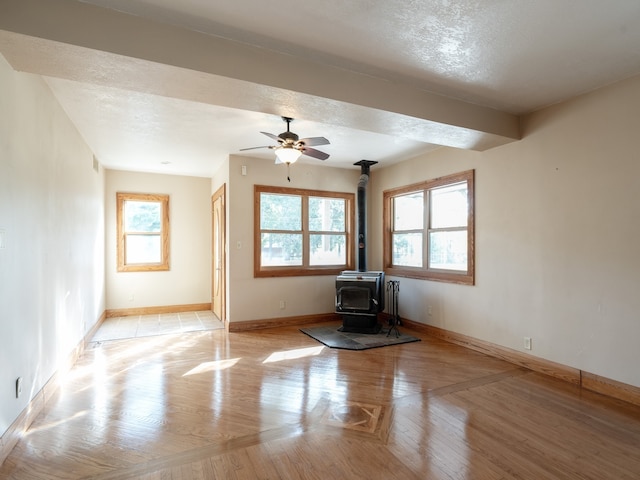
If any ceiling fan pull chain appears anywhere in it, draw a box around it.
[287,163,291,182]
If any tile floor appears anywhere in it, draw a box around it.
[91,310,224,342]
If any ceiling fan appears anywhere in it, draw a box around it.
[240,116,330,166]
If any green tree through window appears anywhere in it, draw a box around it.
[255,185,354,277]
[383,170,474,285]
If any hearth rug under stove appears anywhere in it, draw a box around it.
[300,325,420,350]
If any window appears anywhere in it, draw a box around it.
[116,192,170,272]
[383,170,474,284]
[255,185,355,277]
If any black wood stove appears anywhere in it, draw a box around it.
[335,160,385,333]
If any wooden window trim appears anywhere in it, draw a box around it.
[117,192,170,272]
[383,170,475,285]
[254,185,355,277]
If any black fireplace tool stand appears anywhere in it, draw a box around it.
[385,280,401,337]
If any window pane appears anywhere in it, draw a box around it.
[392,232,422,267]
[126,234,161,264]
[260,193,301,230]
[429,230,467,271]
[310,234,346,265]
[255,185,354,276]
[124,201,161,232]
[260,233,303,266]
[394,192,423,230]
[309,197,345,232]
[431,183,468,229]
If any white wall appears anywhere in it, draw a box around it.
[0,55,105,435]
[211,157,229,197]
[371,75,640,388]
[227,155,361,324]
[105,170,211,310]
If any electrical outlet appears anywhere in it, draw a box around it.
[427,305,433,316]
[279,300,286,310]
[16,377,22,398]
[524,337,532,350]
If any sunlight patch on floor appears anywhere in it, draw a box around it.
[24,410,88,437]
[263,345,325,363]
[183,358,241,376]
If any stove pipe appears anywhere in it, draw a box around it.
[354,160,378,272]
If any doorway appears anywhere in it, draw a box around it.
[212,184,226,327]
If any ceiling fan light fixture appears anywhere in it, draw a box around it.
[275,146,302,164]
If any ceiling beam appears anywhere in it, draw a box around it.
[0,0,520,150]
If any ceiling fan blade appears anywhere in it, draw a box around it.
[301,147,330,161]
[239,145,273,151]
[299,136,330,147]
[260,131,282,142]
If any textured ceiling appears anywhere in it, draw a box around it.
[1,0,640,177]
[79,0,640,113]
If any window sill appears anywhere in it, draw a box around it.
[384,266,474,285]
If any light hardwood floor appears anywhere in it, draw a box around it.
[1,320,639,479]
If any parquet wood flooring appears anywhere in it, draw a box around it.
[1,321,639,479]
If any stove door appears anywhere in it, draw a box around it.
[337,286,370,312]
